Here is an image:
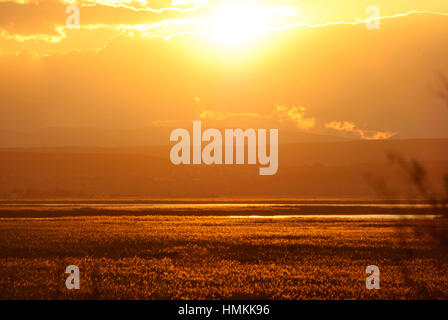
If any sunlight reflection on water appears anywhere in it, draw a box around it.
[0,203,440,220]
[227,215,439,220]
[0,203,436,208]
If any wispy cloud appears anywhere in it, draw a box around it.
[325,121,396,140]
[274,105,315,130]
[66,0,214,12]
[1,0,447,57]
[199,109,261,121]
[0,26,67,43]
[172,0,208,6]
[269,10,448,32]
[196,105,396,140]
[0,0,38,3]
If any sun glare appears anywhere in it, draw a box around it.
[208,4,265,46]
[206,4,299,47]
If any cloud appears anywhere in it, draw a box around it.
[197,105,318,132]
[0,26,66,43]
[64,0,213,12]
[171,0,208,6]
[197,106,396,141]
[199,109,261,121]
[0,0,446,57]
[0,0,38,3]
[325,121,396,140]
[274,105,315,130]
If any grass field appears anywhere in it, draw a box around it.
[0,205,447,299]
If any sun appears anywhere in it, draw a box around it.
[207,4,268,47]
[205,4,301,47]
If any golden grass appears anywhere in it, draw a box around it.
[0,215,447,299]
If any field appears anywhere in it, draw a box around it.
[0,204,447,299]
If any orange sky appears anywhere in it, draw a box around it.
[1,0,448,143]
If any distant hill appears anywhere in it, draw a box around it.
[0,127,348,148]
[1,139,448,199]
[279,139,448,166]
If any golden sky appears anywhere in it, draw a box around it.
[1,0,448,142]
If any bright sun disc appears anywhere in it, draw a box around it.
[208,4,266,46]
